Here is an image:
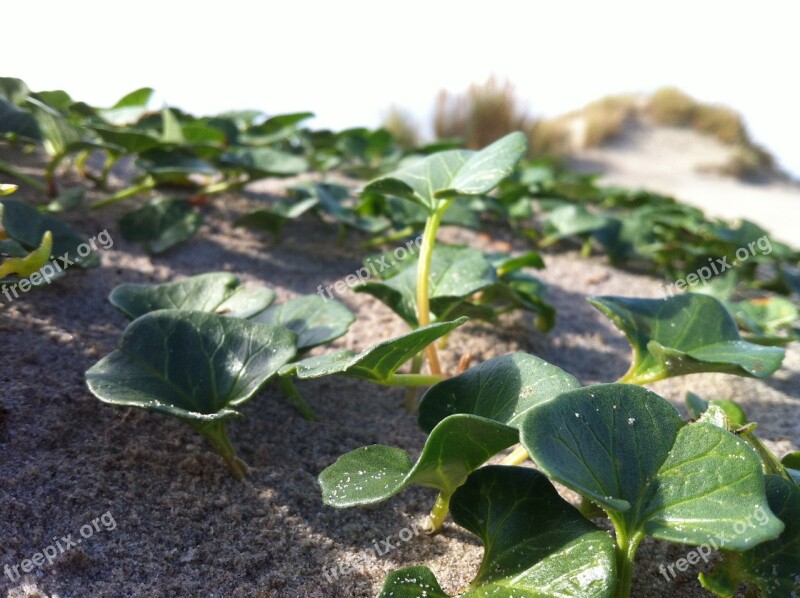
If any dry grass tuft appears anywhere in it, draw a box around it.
[434,76,534,150]
[646,87,746,145]
[381,106,421,150]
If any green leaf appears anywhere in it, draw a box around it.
[418,352,580,432]
[279,317,467,384]
[161,108,185,144]
[86,310,296,420]
[520,384,784,550]
[542,203,615,243]
[356,245,495,327]
[85,310,297,478]
[588,293,785,384]
[0,184,18,196]
[0,77,30,105]
[249,295,354,351]
[288,182,390,233]
[118,196,203,254]
[42,187,85,213]
[319,414,518,507]
[0,198,100,268]
[732,296,799,336]
[782,452,800,470]
[25,97,81,157]
[138,149,217,184]
[219,147,308,177]
[377,467,616,598]
[685,392,749,428]
[233,197,318,237]
[0,230,52,279]
[0,97,41,142]
[364,131,527,212]
[700,476,800,597]
[97,87,155,125]
[109,272,275,320]
[358,244,554,330]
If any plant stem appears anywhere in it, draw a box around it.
[0,158,46,193]
[192,420,249,481]
[277,376,319,421]
[611,519,642,598]
[421,492,451,534]
[404,353,424,412]
[500,445,530,466]
[90,177,155,208]
[416,200,452,375]
[389,373,446,387]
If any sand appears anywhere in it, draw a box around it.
[1,138,798,598]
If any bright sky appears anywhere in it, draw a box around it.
[7,1,800,175]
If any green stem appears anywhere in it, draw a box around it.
[0,157,46,193]
[362,225,415,248]
[417,200,453,375]
[500,445,530,466]
[422,492,451,534]
[611,519,642,598]
[404,353,424,412]
[90,177,155,208]
[617,367,665,386]
[388,373,446,387]
[741,431,794,481]
[192,420,249,481]
[277,376,319,421]
[198,177,245,196]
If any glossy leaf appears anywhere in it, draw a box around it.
[359,244,554,330]
[364,132,527,212]
[249,294,354,351]
[86,310,296,420]
[520,384,784,549]
[319,414,518,507]
[357,245,495,326]
[85,310,296,478]
[279,317,467,384]
[118,196,203,254]
[589,293,785,384]
[700,476,800,597]
[418,352,580,432]
[109,272,275,320]
[377,467,616,598]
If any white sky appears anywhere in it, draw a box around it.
[6,1,800,174]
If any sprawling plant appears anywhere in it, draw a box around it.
[319,292,795,596]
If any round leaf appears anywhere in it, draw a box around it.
[86,311,297,422]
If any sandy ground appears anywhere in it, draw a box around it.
[0,142,798,598]
[570,122,800,247]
